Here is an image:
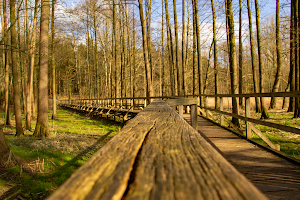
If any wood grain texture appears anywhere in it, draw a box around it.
[50,100,268,200]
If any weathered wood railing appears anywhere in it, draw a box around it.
[48,100,268,200]
[191,91,300,151]
[59,92,300,151]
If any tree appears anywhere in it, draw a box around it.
[246,0,261,113]
[181,0,186,96]
[165,0,175,96]
[270,0,282,109]
[138,0,153,99]
[173,0,180,96]
[3,0,11,126]
[10,0,24,136]
[0,128,18,169]
[52,0,57,119]
[192,0,203,106]
[33,0,51,137]
[226,0,239,126]
[238,0,243,105]
[211,0,219,109]
[255,0,269,119]
[289,0,295,112]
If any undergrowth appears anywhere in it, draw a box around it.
[0,108,121,199]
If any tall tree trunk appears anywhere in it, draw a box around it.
[3,0,11,126]
[226,0,240,126]
[33,0,50,137]
[255,0,269,118]
[161,1,165,96]
[181,0,185,96]
[24,0,31,130]
[0,128,17,169]
[51,0,56,120]
[185,6,190,95]
[165,0,175,96]
[113,0,117,99]
[270,0,282,109]
[173,0,180,96]
[288,0,295,112]
[146,0,153,82]
[193,0,203,106]
[238,0,243,106]
[211,0,219,109]
[295,0,300,117]
[192,3,197,96]
[138,0,153,99]
[30,0,38,120]
[10,0,23,136]
[132,6,136,98]
[247,0,261,113]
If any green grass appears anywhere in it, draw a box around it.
[0,108,121,199]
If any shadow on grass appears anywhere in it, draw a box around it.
[0,131,113,200]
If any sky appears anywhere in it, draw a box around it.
[54,0,290,50]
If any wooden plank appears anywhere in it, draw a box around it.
[165,98,198,107]
[250,124,280,151]
[48,102,164,200]
[123,101,268,200]
[51,100,268,200]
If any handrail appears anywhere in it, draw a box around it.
[58,91,300,150]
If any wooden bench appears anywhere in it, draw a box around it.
[48,100,268,200]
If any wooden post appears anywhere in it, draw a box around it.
[245,97,252,139]
[205,97,209,118]
[179,105,183,117]
[220,97,224,126]
[191,104,198,130]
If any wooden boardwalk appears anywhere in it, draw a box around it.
[184,114,300,200]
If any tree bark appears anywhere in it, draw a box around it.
[295,0,300,117]
[226,0,240,126]
[164,0,175,96]
[138,0,153,99]
[51,0,57,120]
[211,0,219,109]
[270,0,282,109]
[254,0,269,119]
[193,0,203,106]
[3,0,11,126]
[33,0,50,137]
[192,3,197,96]
[10,0,24,136]
[161,1,165,96]
[238,0,243,106]
[181,0,185,96]
[247,0,261,113]
[0,128,17,169]
[288,0,295,112]
[173,0,180,96]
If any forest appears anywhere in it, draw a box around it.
[1,0,300,198]
[0,0,299,173]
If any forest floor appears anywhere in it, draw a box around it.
[0,108,121,199]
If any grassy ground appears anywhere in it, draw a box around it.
[0,108,121,199]
[251,111,300,160]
